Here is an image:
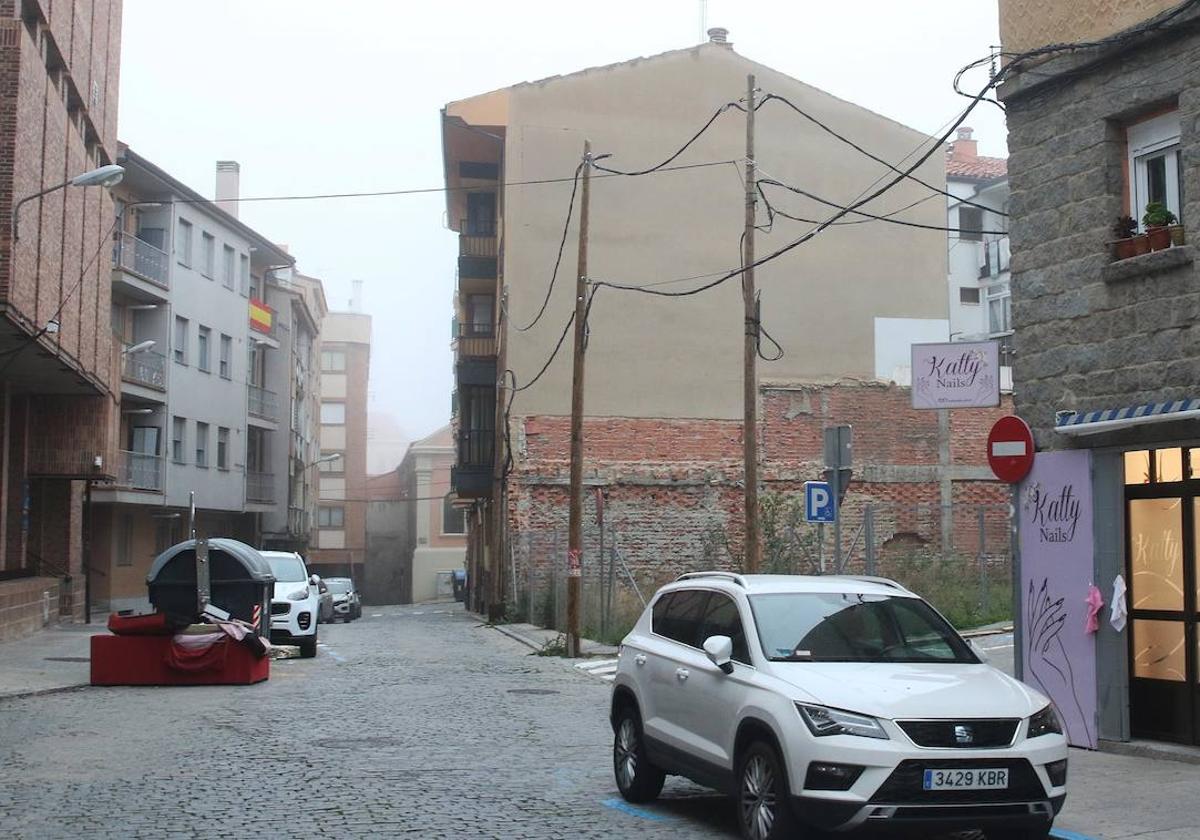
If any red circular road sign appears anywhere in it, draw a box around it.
[987,415,1035,483]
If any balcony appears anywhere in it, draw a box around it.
[288,506,309,536]
[247,471,275,504]
[113,231,170,289]
[121,347,166,391]
[459,218,497,281]
[452,428,494,498]
[248,384,279,422]
[116,450,163,492]
[249,298,279,342]
[455,322,496,359]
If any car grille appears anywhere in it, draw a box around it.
[897,719,1019,748]
[870,759,1046,805]
[270,602,291,615]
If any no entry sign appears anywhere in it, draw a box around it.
[987,415,1035,483]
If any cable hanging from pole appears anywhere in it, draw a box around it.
[592,103,741,176]
[512,161,584,332]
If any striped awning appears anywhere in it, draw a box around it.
[1056,398,1200,435]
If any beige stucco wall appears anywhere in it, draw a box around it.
[999,0,1178,54]
[499,44,947,420]
[412,547,465,603]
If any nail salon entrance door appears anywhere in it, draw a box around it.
[1124,448,1199,745]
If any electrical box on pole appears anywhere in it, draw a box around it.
[823,425,852,573]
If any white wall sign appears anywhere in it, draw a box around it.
[911,341,1000,409]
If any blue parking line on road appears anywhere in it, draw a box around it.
[1052,830,1097,840]
[320,646,346,663]
[602,798,670,822]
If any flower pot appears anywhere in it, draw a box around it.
[1132,233,1152,256]
[1114,237,1140,260]
[1170,224,1186,246]
[1148,225,1172,251]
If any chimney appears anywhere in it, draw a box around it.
[707,27,731,47]
[215,161,240,218]
[350,279,364,313]
[948,127,978,163]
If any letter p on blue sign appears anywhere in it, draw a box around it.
[804,481,836,523]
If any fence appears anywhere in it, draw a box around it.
[508,501,1012,645]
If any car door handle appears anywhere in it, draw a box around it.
[676,668,689,681]
[634,654,647,666]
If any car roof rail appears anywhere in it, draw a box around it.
[675,571,748,588]
[826,575,913,594]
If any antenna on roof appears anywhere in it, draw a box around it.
[699,0,708,43]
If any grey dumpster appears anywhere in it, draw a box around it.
[146,539,275,635]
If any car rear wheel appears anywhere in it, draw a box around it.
[612,707,664,803]
[298,633,317,658]
[737,741,799,840]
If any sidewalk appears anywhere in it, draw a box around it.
[491,622,618,657]
[0,622,97,699]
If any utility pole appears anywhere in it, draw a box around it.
[742,74,761,574]
[567,140,592,657]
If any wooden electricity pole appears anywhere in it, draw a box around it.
[742,74,761,574]
[566,140,592,657]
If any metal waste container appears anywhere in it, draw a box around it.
[146,538,275,635]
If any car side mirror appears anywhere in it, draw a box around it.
[968,639,990,663]
[309,574,320,586]
[703,635,735,674]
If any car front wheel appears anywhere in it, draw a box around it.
[612,707,665,803]
[298,633,317,658]
[737,741,799,840]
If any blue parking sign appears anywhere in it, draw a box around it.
[804,481,836,523]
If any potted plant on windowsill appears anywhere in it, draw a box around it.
[1111,215,1147,260]
[1143,202,1177,251]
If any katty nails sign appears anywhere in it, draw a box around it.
[911,341,1000,409]
[1018,450,1097,749]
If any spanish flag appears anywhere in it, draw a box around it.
[249,299,272,334]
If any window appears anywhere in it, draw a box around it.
[239,254,250,296]
[318,506,345,528]
[155,519,175,554]
[318,451,343,473]
[176,218,192,266]
[222,245,235,289]
[442,494,466,534]
[321,402,345,425]
[173,316,188,364]
[197,325,211,372]
[195,422,209,467]
[987,281,1012,335]
[217,427,229,470]
[219,334,232,379]
[654,589,711,646]
[116,514,134,567]
[959,287,981,305]
[1128,111,1182,229]
[958,206,983,242]
[697,594,751,664]
[321,350,346,372]
[201,232,215,277]
[171,416,186,463]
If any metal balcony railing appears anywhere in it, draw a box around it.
[121,347,167,390]
[248,384,279,421]
[455,321,497,358]
[246,471,275,503]
[457,428,495,468]
[118,450,163,491]
[459,218,497,257]
[113,231,170,288]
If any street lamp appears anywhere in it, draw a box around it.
[12,164,125,241]
[121,339,156,355]
[305,452,341,470]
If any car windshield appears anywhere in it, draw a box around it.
[266,556,307,582]
[327,580,351,594]
[748,592,977,664]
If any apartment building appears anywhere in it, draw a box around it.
[91,148,310,613]
[442,31,1017,619]
[998,0,1200,748]
[311,309,370,589]
[0,2,124,640]
[396,426,465,604]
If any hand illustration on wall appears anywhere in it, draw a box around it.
[1026,577,1093,747]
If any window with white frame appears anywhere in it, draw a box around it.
[172,416,186,463]
[217,427,229,470]
[195,421,209,467]
[173,316,188,364]
[222,245,235,289]
[177,218,193,266]
[201,231,215,277]
[320,402,345,425]
[318,506,344,528]
[1128,110,1182,229]
[219,334,232,378]
[197,325,211,372]
[239,254,250,296]
[987,281,1012,335]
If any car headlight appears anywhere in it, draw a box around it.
[1027,704,1062,739]
[287,588,310,601]
[797,703,889,740]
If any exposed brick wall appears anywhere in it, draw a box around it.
[0,575,60,641]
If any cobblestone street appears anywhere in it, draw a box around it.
[1,606,1197,839]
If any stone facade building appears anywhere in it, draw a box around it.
[999,0,1200,747]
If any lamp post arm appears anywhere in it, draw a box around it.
[11,179,72,242]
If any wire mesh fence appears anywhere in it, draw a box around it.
[508,501,1013,645]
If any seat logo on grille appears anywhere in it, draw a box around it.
[954,724,975,746]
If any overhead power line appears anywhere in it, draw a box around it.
[593,103,741,176]
[512,161,584,333]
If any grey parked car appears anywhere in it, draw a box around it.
[316,577,334,623]
[325,577,361,622]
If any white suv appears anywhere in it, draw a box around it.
[610,573,1068,839]
[261,551,321,658]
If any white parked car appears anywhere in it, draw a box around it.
[610,572,1068,840]
[261,550,320,658]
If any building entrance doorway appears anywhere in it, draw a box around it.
[1124,448,1200,745]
